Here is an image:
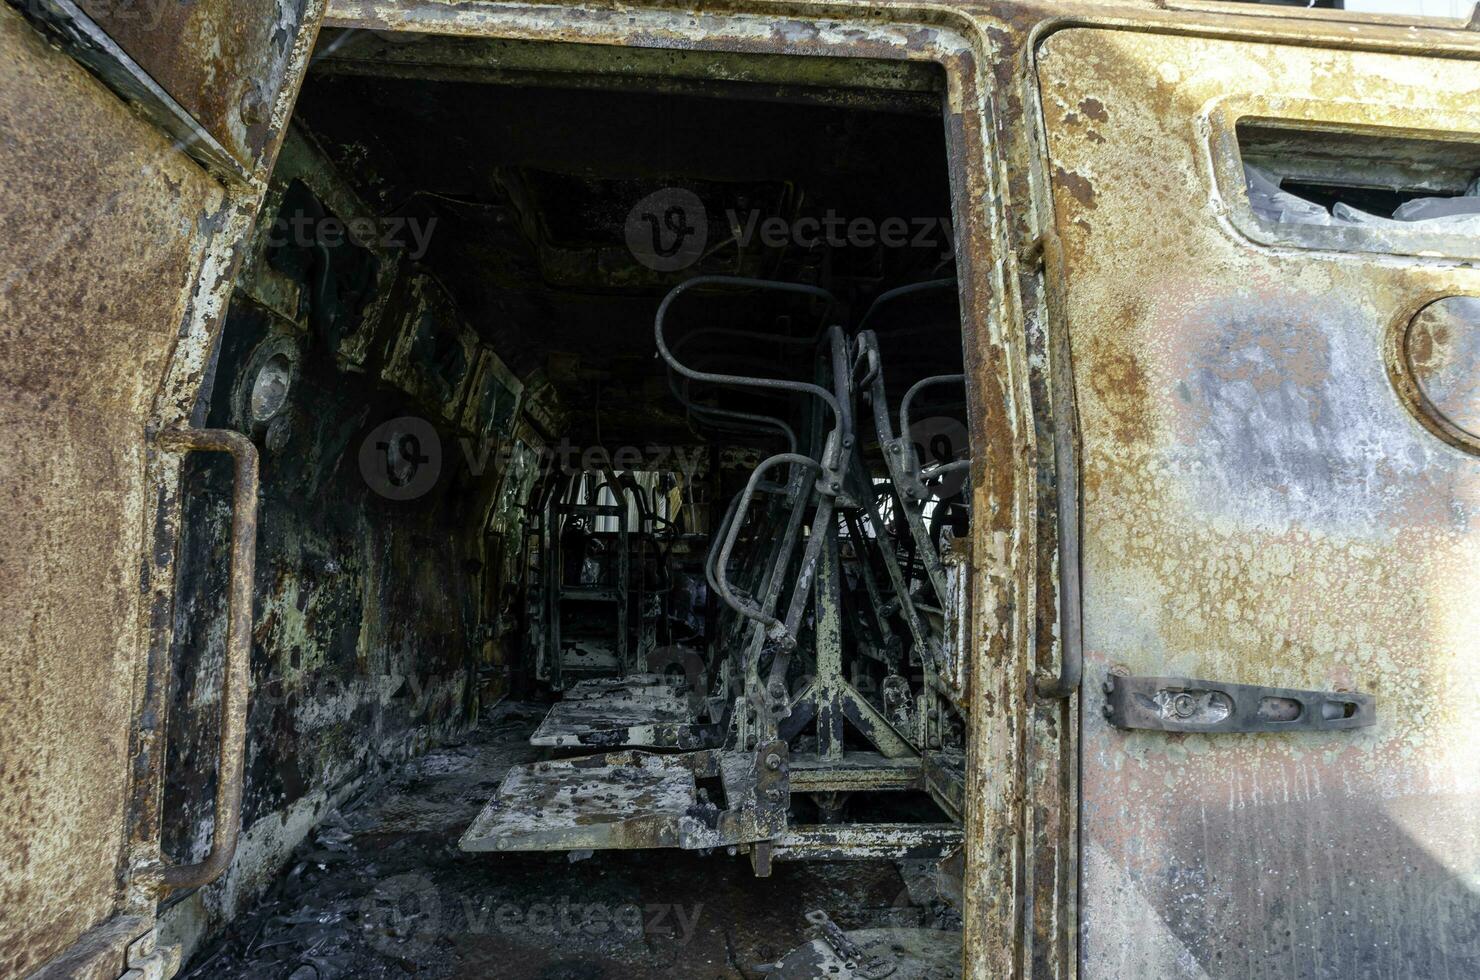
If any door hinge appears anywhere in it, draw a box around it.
[1103,674,1375,733]
[119,928,180,980]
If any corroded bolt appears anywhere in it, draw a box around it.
[240,86,269,126]
[765,753,782,771]
[766,788,783,802]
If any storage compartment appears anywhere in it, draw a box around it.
[164,32,975,977]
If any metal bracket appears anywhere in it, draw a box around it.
[1103,674,1375,733]
[119,928,180,980]
[6,0,251,183]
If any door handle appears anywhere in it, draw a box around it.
[1035,227,1084,701]
[1103,674,1375,733]
[154,428,259,891]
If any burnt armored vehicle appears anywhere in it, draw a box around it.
[2,0,1478,977]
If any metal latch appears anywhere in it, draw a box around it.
[1103,675,1375,733]
[119,928,180,980]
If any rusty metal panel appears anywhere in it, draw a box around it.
[1037,27,1480,977]
[0,5,229,974]
[70,0,314,172]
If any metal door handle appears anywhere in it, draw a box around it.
[1036,228,1084,700]
[1103,675,1376,733]
[154,428,259,891]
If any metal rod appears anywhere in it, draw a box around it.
[854,277,957,334]
[899,373,966,444]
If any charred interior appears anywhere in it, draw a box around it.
[165,32,972,977]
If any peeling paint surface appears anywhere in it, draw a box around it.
[1039,27,1480,978]
[158,291,482,954]
[74,0,314,169]
[0,6,227,974]
[1406,296,1480,449]
[9,2,1479,978]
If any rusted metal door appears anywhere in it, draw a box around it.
[0,1,319,975]
[1037,27,1480,978]
[22,0,317,179]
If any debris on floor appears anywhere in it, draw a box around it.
[180,702,959,979]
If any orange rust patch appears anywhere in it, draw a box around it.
[1407,318,1447,375]
[1087,332,1151,447]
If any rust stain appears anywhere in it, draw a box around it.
[1053,166,1097,210]
[74,0,312,168]
[1087,331,1151,448]
[1040,25,1480,979]
[0,7,227,974]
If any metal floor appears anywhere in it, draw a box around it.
[178,702,961,980]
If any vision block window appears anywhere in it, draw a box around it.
[1236,120,1480,248]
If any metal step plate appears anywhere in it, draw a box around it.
[460,752,700,852]
[531,675,719,749]
[460,745,789,854]
[557,674,682,700]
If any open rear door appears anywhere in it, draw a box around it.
[0,0,319,974]
[1037,27,1480,978]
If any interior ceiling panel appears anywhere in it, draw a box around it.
[289,72,956,444]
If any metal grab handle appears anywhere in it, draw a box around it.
[154,427,259,892]
[1035,228,1083,700]
[1103,675,1376,733]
